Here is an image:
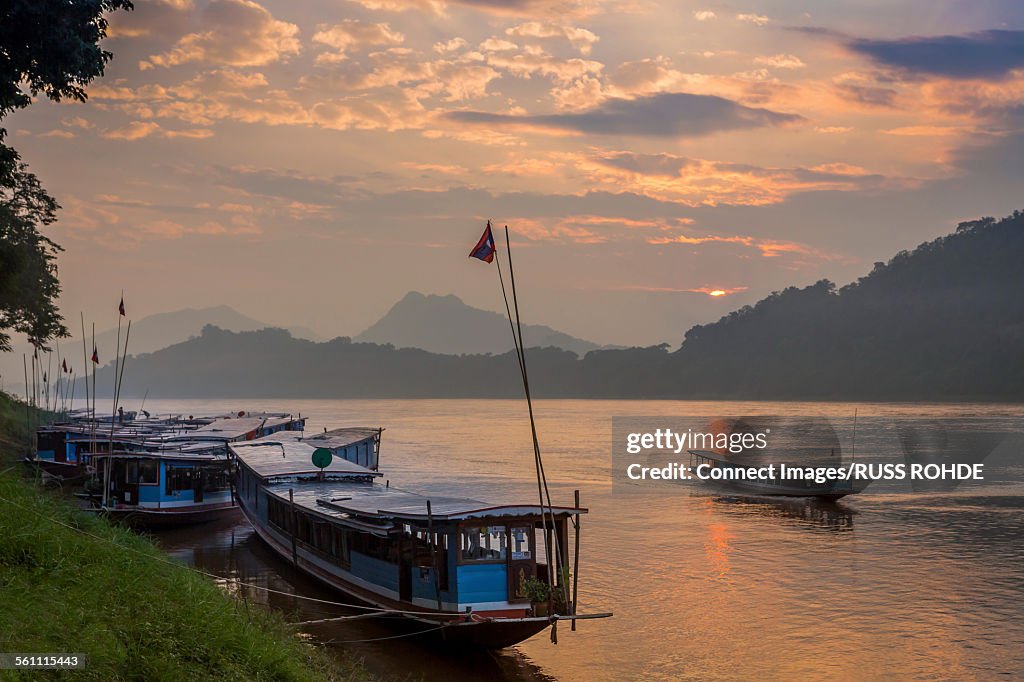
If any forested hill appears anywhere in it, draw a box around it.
[91,210,1024,401]
[673,211,1024,399]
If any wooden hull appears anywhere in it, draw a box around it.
[103,502,240,528]
[240,501,552,649]
[23,456,90,484]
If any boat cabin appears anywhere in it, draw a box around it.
[93,450,236,525]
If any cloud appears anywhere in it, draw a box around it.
[142,0,300,69]
[434,37,468,53]
[37,129,76,139]
[737,13,769,26]
[693,10,716,21]
[848,30,1024,79]
[832,72,899,107]
[480,37,519,52]
[312,20,405,64]
[103,121,162,140]
[346,0,603,18]
[648,232,837,262]
[101,120,215,140]
[351,0,446,13]
[575,151,894,206]
[482,46,603,84]
[445,92,803,137]
[505,22,599,54]
[754,54,806,69]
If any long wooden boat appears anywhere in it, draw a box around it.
[231,428,596,648]
[87,415,307,526]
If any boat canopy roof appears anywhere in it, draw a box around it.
[269,481,587,526]
[303,427,381,449]
[92,450,222,461]
[230,438,380,479]
[184,415,301,441]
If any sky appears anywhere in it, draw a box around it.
[6,0,1024,351]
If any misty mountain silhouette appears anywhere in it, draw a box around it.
[0,305,319,391]
[354,292,605,356]
[91,305,320,359]
[85,210,1024,401]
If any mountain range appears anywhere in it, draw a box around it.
[81,210,1024,401]
[354,292,607,356]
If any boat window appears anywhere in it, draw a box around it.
[165,466,195,495]
[139,460,159,485]
[200,464,230,492]
[460,525,507,562]
[267,497,290,532]
[510,525,532,560]
[331,526,351,567]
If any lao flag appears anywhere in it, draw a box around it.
[91,346,99,364]
[62,358,68,373]
[119,296,126,316]
[469,221,496,263]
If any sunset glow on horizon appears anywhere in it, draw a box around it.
[6,0,1024,350]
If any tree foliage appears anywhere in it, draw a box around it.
[0,155,65,350]
[0,0,134,121]
[0,0,133,351]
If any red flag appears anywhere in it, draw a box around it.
[91,346,99,364]
[119,296,126,316]
[469,221,496,263]
[62,358,68,373]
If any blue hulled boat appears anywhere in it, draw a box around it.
[231,428,601,648]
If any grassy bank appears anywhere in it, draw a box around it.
[0,392,372,681]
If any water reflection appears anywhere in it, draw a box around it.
[708,495,856,532]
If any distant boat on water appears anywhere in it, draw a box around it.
[688,450,869,500]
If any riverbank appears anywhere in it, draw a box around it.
[0,391,373,681]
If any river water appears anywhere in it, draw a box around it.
[125,399,1023,680]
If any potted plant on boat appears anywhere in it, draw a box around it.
[523,576,551,617]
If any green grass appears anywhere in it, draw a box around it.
[0,392,374,681]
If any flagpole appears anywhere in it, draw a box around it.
[112,291,123,429]
[115,320,132,420]
[498,225,564,597]
[91,323,97,462]
[80,314,89,421]
[22,354,30,439]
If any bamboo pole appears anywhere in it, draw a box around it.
[426,500,444,617]
[572,489,580,631]
[22,354,30,441]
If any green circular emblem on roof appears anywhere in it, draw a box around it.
[312,448,333,469]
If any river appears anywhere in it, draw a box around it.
[115,399,1024,680]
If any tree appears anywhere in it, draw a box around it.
[0,0,133,350]
[0,157,64,351]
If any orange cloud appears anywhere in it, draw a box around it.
[312,20,405,64]
[141,0,300,69]
[505,22,599,55]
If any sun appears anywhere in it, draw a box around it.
[708,290,728,297]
